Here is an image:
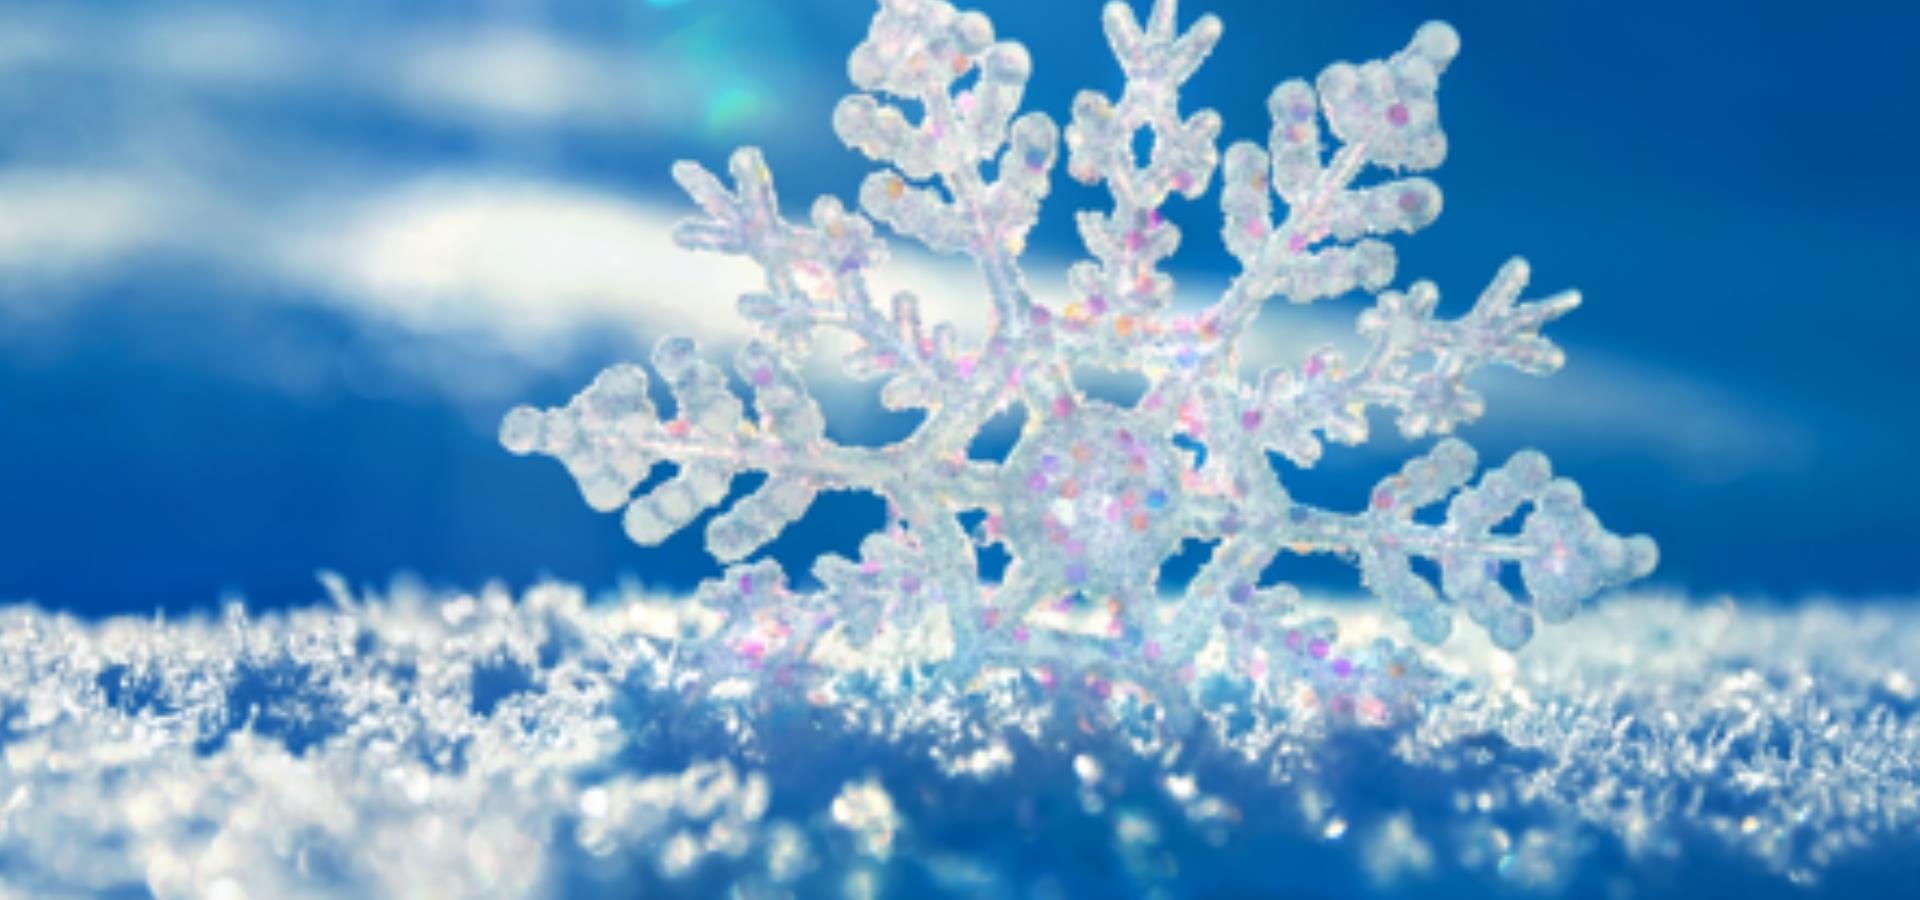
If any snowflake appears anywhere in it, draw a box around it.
[500,0,1656,724]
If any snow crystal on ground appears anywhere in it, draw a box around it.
[1,584,1915,898]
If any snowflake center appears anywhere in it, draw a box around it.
[999,404,1186,598]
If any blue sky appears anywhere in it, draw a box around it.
[0,0,1914,613]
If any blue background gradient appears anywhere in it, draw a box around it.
[0,0,1913,613]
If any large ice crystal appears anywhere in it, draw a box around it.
[502,0,1655,719]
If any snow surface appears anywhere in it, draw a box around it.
[1,583,1915,898]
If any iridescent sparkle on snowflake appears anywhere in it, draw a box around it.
[501,0,1656,725]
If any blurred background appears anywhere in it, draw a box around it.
[0,0,1913,616]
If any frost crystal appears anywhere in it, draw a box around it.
[6,588,1916,895]
[503,0,1655,721]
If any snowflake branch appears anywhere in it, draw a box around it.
[672,150,980,416]
[833,0,1077,441]
[501,337,908,564]
[1209,22,1460,343]
[834,1,1057,340]
[1053,0,1222,370]
[1271,439,1657,649]
[1246,258,1578,467]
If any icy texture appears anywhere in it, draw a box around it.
[502,0,1656,726]
[1,584,1916,896]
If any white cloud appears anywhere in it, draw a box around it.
[0,9,732,136]
[1489,348,1815,479]
[292,180,726,347]
[395,30,641,127]
[0,171,164,269]
[129,9,304,86]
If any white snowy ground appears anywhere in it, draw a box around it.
[1,584,1915,898]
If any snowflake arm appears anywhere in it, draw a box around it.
[502,342,862,565]
[671,149,972,415]
[1054,0,1223,368]
[1247,257,1579,466]
[832,0,1072,411]
[1284,439,1658,649]
[1212,21,1459,336]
